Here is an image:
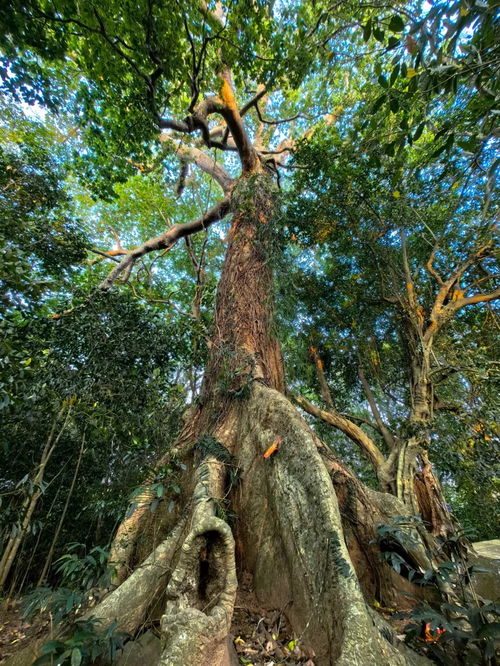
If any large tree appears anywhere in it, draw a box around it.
[1,1,498,665]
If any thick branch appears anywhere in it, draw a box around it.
[160,136,234,192]
[160,77,257,170]
[99,197,231,290]
[449,286,500,310]
[424,242,497,342]
[218,66,259,172]
[292,393,386,472]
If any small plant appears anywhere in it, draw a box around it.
[22,586,86,624]
[22,544,112,624]
[32,618,127,666]
[376,516,500,664]
[128,457,187,515]
[402,599,500,665]
[55,543,111,590]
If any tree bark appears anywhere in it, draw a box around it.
[103,175,429,665]
[7,175,434,666]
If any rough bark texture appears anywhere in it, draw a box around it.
[6,176,435,666]
[200,173,285,399]
[233,384,410,665]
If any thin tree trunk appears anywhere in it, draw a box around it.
[37,432,86,587]
[0,404,71,591]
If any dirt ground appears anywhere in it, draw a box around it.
[0,600,50,663]
[0,574,414,666]
[229,572,317,665]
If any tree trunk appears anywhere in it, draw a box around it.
[377,337,458,543]
[37,432,86,587]
[0,405,71,591]
[8,175,433,666]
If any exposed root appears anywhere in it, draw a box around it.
[108,484,158,586]
[159,456,237,666]
[233,383,427,665]
[84,519,187,634]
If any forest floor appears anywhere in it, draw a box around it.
[0,600,49,663]
[230,571,317,665]
[0,575,417,666]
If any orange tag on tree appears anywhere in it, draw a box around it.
[263,437,282,458]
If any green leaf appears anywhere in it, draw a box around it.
[389,15,405,32]
[40,641,66,655]
[363,20,372,42]
[390,64,400,86]
[413,122,425,141]
[478,622,500,639]
[371,94,386,114]
[71,648,82,666]
[383,142,395,156]
[378,74,388,89]
[389,97,399,113]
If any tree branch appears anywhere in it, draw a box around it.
[292,393,386,472]
[239,85,268,117]
[88,248,125,264]
[309,346,334,410]
[424,241,496,341]
[357,366,396,449]
[99,196,231,290]
[425,246,444,286]
[450,286,500,310]
[160,136,234,192]
[217,66,259,172]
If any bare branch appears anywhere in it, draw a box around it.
[424,241,496,340]
[309,346,334,410]
[255,103,309,126]
[400,229,419,311]
[292,393,386,472]
[218,66,259,172]
[239,85,267,117]
[357,366,396,450]
[450,286,500,310]
[99,196,231,291]
[340,412,381,434]
[159,136,234,192]
[425,246,444,286]
[88,248,123,264]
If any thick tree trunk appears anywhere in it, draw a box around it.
[124,176,429,664]
[8,176,433,666]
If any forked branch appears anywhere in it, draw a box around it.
[99,196,231,290]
